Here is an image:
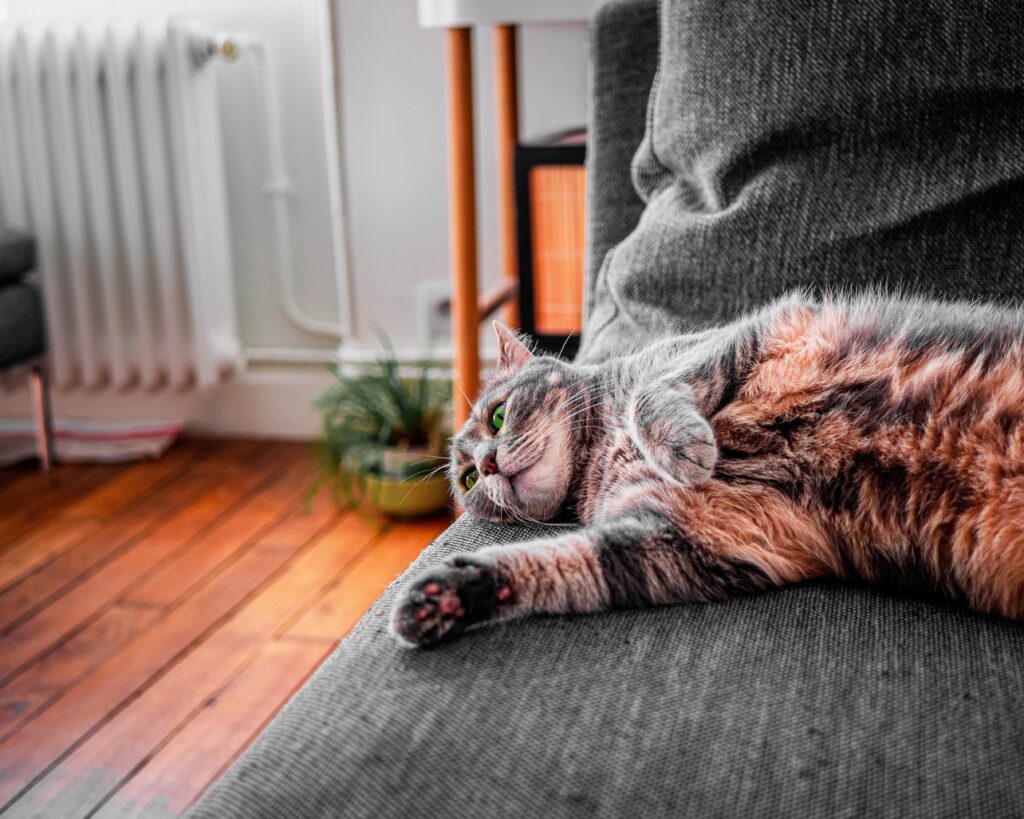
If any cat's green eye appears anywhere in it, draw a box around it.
[490,403,506,432]
[463,468,479,490]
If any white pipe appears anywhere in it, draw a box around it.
[243,345,467,383]
[245,345,464,366]
[207,32,345,339]
[244,346,345,365]
[310,0,354,335]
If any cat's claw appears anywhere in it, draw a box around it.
[391,555,510,648]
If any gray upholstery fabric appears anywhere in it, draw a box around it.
[192,516,1024,818]
[583,0,659,326]
[0,230,35,287]
[0,281,45,368]
[581,0,1024,362]
[193,1,1024,816]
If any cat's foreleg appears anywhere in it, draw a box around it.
[390,497,817,647]
[390,528,609,648]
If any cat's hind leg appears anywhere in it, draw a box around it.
[626,379,718,486]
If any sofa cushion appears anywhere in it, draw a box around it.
[580,0,1024,363]
[0,230,36,287]
[190,514,1024,819]
[584,0,659,323]
[0,281,45,369]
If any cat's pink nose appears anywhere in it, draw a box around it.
[480,452,499,476]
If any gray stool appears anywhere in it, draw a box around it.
[0,228,53,471]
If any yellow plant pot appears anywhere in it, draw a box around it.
[365,472,450,518]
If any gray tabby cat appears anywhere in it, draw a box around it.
[391,293,1024,647]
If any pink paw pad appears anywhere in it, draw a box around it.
[438,595,461,616]
[413,606,432,621]
[497,586,513,603]
[423,582,442,595]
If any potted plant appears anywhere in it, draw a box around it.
[313,335,452,518]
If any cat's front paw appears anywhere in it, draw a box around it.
[390,554,514,648]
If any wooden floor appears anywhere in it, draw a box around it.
[0,439,450,819]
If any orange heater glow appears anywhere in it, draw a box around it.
[515,130,586,356]
[529,165,587,336]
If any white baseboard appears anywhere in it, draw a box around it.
[0,343,497,441]
[0,365,337,440]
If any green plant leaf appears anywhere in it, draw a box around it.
[310,327,453,508]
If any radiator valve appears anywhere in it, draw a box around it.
[214,35,241,61]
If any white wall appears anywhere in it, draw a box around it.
[0,1,590,438]
[335,4,588,349]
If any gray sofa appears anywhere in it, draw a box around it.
[0,229,44,372]
[0,228,52,470]
[192,1,1024,816]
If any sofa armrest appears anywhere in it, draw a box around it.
[584,0,659,322]
[0,229,36,287]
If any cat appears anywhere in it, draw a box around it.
[391,291,1024,647]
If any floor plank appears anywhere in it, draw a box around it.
[0,457,315,743]
[0,518,103,595]
[58,440,207,519]
[0,466,110,520]
[0,465,333,807]
[4,513,384,817]
[0,605,163,743]
[283,516,446,642]
[0,440,451,818]
[92,639,332,819]
[0,468,270,684]
[122,457,312,609]
[0,472,207,633]
[0,465,121,548]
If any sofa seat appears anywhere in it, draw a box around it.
[0,282,45,368]
[0,228,35,286]
[0,229,43,368]
[190,514,1024,818]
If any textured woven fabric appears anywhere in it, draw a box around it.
[583,0,659,326]
[580,0,1024,363]
[191,515,1024,818]
[192,1,1024,816]
[0,282,45,368]
[0,230,35,287]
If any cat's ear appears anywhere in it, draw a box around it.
[493,321,534,373]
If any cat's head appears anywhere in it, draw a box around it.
[449,323,589,522]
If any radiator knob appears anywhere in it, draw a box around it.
[215,37,240,61]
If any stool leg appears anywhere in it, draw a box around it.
[494,24,519,328]
[445,27,480,428]
[29,362,54,472]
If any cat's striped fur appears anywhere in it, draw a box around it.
[392,292,1024,646]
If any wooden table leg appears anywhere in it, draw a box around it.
[493,24,519,329]
[444,28,480,428]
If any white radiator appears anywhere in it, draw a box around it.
[0,20,240,391]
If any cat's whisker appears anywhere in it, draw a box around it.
[556,332,574,360]
[396,462,457,504]
[454,382,474,418]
